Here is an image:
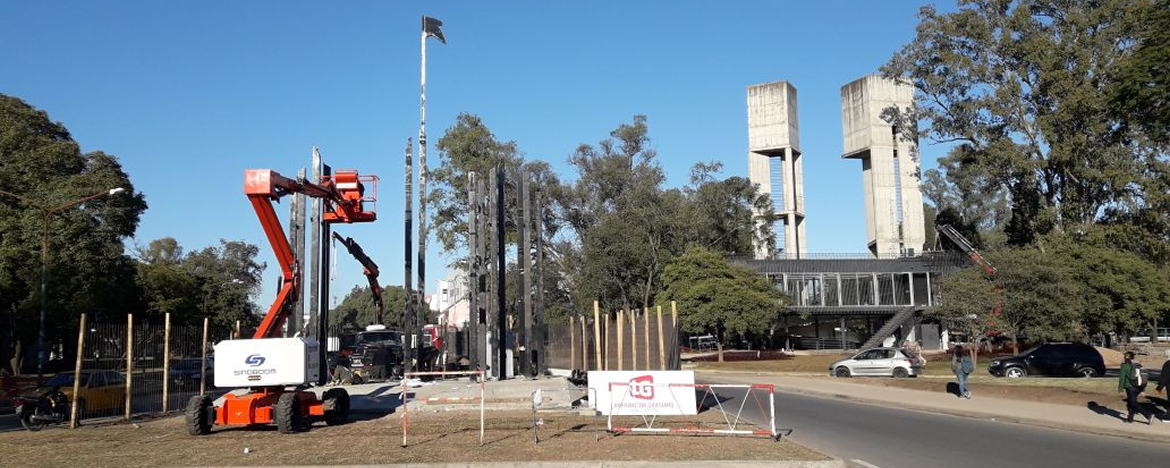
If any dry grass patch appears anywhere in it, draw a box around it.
[0,409,827,468]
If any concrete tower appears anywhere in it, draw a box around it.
[747,81,807,259]
[840,75,925,257]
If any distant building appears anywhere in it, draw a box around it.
[747,80,807,258]
[840,75,926,257]
[433,269,469,328]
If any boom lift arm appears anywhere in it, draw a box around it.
[244,169,377,338]
[332,232,384,323]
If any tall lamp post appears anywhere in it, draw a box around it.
[0,187,126,383]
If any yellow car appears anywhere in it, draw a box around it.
[36,370,127,414]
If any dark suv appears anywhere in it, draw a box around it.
[988,343,1105,378]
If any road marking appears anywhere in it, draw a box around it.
[852,459,883,468]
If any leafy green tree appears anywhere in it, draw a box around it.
[1111,0,1170,145]
[682,162,776,257]
[182,239,264,331]
[883,0,1153,245]
[934,248,1087,353]
[131,238,264,333]
[1047,232,1170,336]
[556,116,687,312]
[660,247,789,361]
[429,113,558,255]
[0,94,146,373]
[330,285,407,332]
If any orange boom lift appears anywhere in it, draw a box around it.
[185,168,377,435]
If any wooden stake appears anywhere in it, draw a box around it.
[603,314,610,371]
[629,308,637,370]
[580,315,589,371]
[570,315,576,370]
[643,307,650,369]
[593,301,602,371]
[657,305,666,370]
[617,309,624,371]
[200,317,209,396]
[125,314,133,420]
[162,313,171,412]
[671,301,679,370]
[69,313,86,429]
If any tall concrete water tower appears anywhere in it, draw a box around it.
[747,81,806,259]
[840,75,925,257]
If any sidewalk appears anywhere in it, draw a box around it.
[702,371,1170,443]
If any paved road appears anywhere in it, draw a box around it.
[710,385,1170,468]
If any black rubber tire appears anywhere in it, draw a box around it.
[185,395,213,436]
[892,367,910,379]
[1077,367,1099,378]
[834,366,852,378]
[274,392,303,434]
[18,408,46,432]
[1005,366,1027,378]
[323,388,350,426]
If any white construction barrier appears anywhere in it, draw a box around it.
[606,382,778,439]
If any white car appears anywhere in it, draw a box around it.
[830,347,923,378]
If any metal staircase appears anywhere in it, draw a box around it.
[860,306,917,350]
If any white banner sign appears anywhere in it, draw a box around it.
[589,370,698,416]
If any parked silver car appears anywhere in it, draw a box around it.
[829,347,923,378]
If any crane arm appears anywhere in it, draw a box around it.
[937,224,995,275]
[332,232,385,323]
[244,168,377,339]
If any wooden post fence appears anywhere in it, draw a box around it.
[125,313,133,420]
[629,308,637,371]
[603,314,610,371]
[672,301,679,370]
[580,315,589,371]
[69,313,86,429]
[617,309,624,371]
[657,305,666,370]
[570,316,576,370]
[199,317,209,396]
[643,307,650,369]
[162,313,171,412]
[593,301,601,371]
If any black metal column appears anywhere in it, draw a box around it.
[494,166,507,380]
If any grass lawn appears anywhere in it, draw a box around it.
[691,352,1132,406]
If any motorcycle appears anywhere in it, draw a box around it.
[14,387,72,431]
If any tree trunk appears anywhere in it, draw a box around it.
[716,326,725,363]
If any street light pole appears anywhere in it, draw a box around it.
[0,187,125,383]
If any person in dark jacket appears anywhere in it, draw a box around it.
[1156,350,1170,422]
[1119,351,1151,424]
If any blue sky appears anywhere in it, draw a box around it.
[1,1,956,308]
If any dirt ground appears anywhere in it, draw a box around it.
[0,410,826,468]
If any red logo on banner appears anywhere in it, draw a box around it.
[629,375,655,400]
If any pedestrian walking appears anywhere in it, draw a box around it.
[1156,350,1170,422]
[1119,351,1151,424]
[951,345,973,399]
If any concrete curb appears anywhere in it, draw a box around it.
[704,371,1170,444]
[185,461,844,468]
